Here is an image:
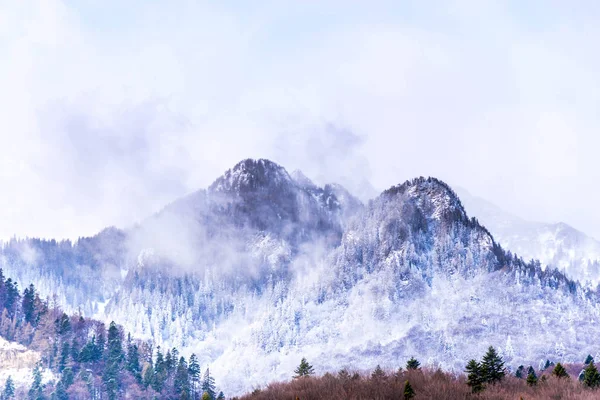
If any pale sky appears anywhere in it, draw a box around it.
[1,0,599,240]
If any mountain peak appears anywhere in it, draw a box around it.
[208,158,293,194]
[383,177,467,223]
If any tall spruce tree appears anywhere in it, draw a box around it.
[294,358,315,378]
[201,368,217,400]
[174,357,190,398]
[188,353,201,399]
[515,365,524,379]
[465,359,483,393]
[480,346,505,384]
[103,322,124,400]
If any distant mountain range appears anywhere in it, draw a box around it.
[1,158,598,395]
[455,187,600,286]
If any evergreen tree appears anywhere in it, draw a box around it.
[406,357,421,370]
[586,355,595,365]
[480,346,505,384]
[543,359,554,370]
[293,358,315,378]
[28,363,45,400]
[201,368,217,400]
[403,380,415,400]
[188,353,201,399]
[465,359,483,393]
[58,341,70,372]
[22,284,36,326]
[515,365,524,379]
[55,313,71,336]
[526,370,538,386]
[126,341,142,383]
[583,362,600,388]
[216,392,225,400]
[153,348,167,393]
[2,376,15,399]
[174,357,190,398]
[142,362,154,389]
[552,362,569,379]
[103,322,124,400]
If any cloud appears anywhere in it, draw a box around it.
[1,0,600,239]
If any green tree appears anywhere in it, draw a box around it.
[552,363,569,379]
[294,358,315,378]
[543,359,554,370]
[22,284,36,326]
[586,355,595,365]
[526,370,538,386]
[153,348,167,393]
[2,376,15,399]
[202,393,211,400]
[406,357,421,370]
[174,357,190,398]
[403,380,415,400]
[465,359,483,393]
[216,392,225,400]
[103,322,124,400]
[28,363,45,400]
[583,362,600,388]
[126,339,142,383]
[480,346,505,384]
[202,368,217,400]
[188,353,201,399]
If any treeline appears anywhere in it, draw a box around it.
[0,268,225,400]
[239,349,600,400]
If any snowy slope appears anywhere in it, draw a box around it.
[2,160,599,396]
[455,187,600,285]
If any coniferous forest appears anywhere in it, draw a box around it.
[0,268,225,400]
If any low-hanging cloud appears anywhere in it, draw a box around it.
[1,0,600,240]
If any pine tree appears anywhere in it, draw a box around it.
[153,348,167,393]
[480,346,505,384]
[585,355,594,365]
[552,363,569,378]
[406,357,421,370]
[28,363,45,400]
[188,353,201,399]
[543,359,554,370]
[217,391,225,400]
[2,376,15,399]
[58,341,70,372]
[126,340,142,383]
[526,370,538,386]
[22,284,36,326]
[201,368,217,400]
[515,365,524,379]
[174,357,190,398]
[583,362,600,388]
[403,380,415,400]
[294,358,315,378]
[103,321,124,400]
[465,359,483,393]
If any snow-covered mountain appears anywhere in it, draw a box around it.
[1,159,599,395]
[455,187,600,286]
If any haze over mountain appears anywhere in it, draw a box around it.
[456,187,600,286]
[1,158,599,395]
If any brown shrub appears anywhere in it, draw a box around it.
[237,365,600,400]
